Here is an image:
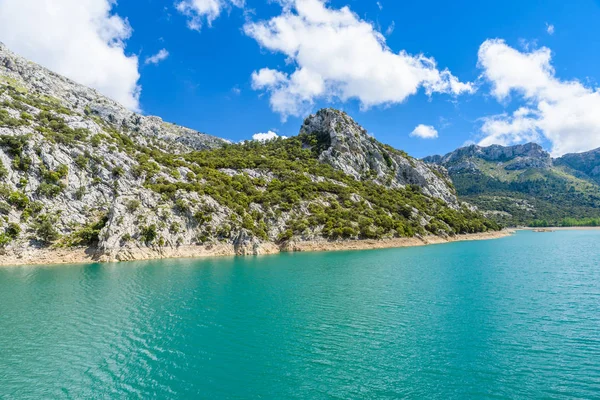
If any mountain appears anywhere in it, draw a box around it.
[300,109,459,206]
[424,143,600,226]
[555,148,600,183]
[0,43,498,262]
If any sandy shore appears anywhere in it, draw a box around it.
[0,230,514,267]
[519,226,600,231]
[283,230,514,253]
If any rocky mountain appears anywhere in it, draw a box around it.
[0,42,497,263]
[424,143,600,226]
[424,143,552,172]
[300,109,459,207]
[555,148,600,183]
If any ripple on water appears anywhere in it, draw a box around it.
[1,231,600,398]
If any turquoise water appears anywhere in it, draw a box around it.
[1,231,600,399]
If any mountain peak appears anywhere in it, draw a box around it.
[424,142,552,172]
[300,108,461,207]
[0,42,226,151]
[556,146,600,180]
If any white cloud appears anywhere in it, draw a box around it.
[145,48,169,65]
[479,108,541,147]
[546,23,555,35]
[477,39,600,156]
[0,0,141,111]
[252,130,286,141]
[376,1,383,10]
[410,124,438,139]
[251,68,288,88]
[385,21,395,36]
[176,0,244,31]
[244,0,474,120]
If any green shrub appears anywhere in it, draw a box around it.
[277,229,293,242]
[174,199,189,214]
[0,109,25,127]
[0,233,11,248]
[20,112,33,121]
[74,154,89,169]
[0,201,10,215]
[34,215,60,243]
[0,134,29,157]
[5,222,21,239]
[90,135,102,147]
[12,155,32,172]
[37,182,63,198]
[169,222,181,234]
[35,111,89,145]
[64,215,108,247]
[7,190,29,209]
[0,159,7,178]
[112,166,124,177]
[139,224,158,244]
[75,186,86,200]
[37,165,68,197]
[194,210,212,225]
[126,199,141,212]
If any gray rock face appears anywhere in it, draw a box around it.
[300,109,460,208]
[424,142,553,172]
[556,147,600,180]
[0,42,226,152]
[0,42,250,260]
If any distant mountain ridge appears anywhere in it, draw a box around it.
[555,148,600,183]
[424,143,600,226]
[424,143,552,172]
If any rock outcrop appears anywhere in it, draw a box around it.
[300,109,459,207]
[556,148,600,181]
[0,43,226,152]
[424,142,552,173]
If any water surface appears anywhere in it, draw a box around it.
[1,231,600,398]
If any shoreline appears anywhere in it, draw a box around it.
[519,226,600,231]
[282,230,514,253]
[0,230,514,268]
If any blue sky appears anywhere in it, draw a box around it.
[2,0,600,157]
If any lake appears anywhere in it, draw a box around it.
[1,230,599,398]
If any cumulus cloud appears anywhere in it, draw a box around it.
[251,68,288,88]
[145,49,169,65]
[0,0,141,111]
[176,0,244,31]
[244,0,474,120]
[252,130,286,141]
[410,124,438,139]
[546,23,555,35]
[477,39,600,156]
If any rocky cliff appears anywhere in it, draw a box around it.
[423,143,552,173]
[424,143,600,226]
[555,148,600,182]
[0,43,497,263]
[301,109,459,207]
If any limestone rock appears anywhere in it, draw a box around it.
[300,109,460,208]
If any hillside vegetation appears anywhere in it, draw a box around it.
[425,144,600,226]
[0,42,498,260]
